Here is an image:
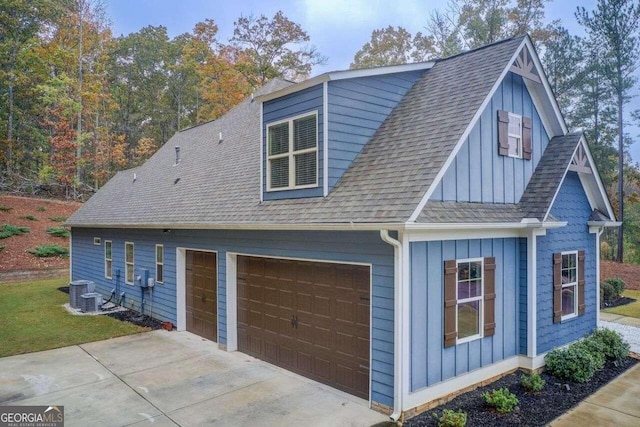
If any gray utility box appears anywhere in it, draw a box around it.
[79,292,103,313]
[69,280,95,308]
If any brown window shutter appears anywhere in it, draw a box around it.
[578,250,586,315]
[497,110,510,156]
[444,260,457,348]
[484,257,496,337]
[553,253,562,323]
[522,116,532,160]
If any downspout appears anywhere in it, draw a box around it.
[380,230,403,422]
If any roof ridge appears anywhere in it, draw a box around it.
[435,35,526,63]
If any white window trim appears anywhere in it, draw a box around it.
[507,112,523,159]
[456,257,484,345]
[561,250,579,321]
[266,111,319,191]
[94,237,101,245]
[104,240,112,279]
[125,241,134,286]
[156,244,164,284]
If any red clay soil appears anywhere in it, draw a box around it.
[0,195,81,272]
[601,260,640,290]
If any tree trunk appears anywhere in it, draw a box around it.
[617,90,624,262]
[77,2,84,186]
[6,45,18,173]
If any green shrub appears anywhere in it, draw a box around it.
[483,387,519,414]
[521,372,545,392]
[48,216,67,222]
[46,227,70,238]
[0,224,29,239]
[0,244,4,252]
[545,345,598,383]
[600,281,616,304]
[27,244,69,258]
[0,205,12,212]
[21,214,37,221]
[590,328,630,361]
[434,409,467,427]
[603,277,625,297]
[36,206,46,212]
[574,339,606,371]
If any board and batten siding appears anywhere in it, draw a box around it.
[71,228,395,407]
[535,172,597,354]
[262,84,324,200]
[518,237,528,355]
[431,72,551,203]
[327,71,424,191]
[409,238,520,392]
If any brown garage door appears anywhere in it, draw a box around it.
[186,251,217,341]
[237,256,370,399]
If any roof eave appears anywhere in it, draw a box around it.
[66,221,407,232]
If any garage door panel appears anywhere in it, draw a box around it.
[186,251,217,342]
[237,256,370,399]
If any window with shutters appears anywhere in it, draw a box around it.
[444,257,495,348]
[497,110,531,160]
[267,112,318,191]
[125,242,134,285]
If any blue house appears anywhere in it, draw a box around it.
[67,35,618,420]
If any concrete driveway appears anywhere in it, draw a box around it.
[0,330,390,427]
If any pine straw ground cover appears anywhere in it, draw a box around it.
[404,357,637,427]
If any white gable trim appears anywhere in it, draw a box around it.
[409,36,569,223]
[323,82,329,197]
[543,136,615,222]
[255,62,435,103]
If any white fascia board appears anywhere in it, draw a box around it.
[408,38,528,222]
[588,221,622,229]
[579,137,617,220]
[65,222,407,231]
[255,62,435,103]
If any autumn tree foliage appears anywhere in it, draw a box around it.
[44,107,77,189]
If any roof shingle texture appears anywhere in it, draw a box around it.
[68,37,529,227]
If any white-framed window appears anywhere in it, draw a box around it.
[94,237,101,245]
[456,258,484,343]
[125,242,134,285]
[156,244,164,284]
[104,240,112,279]
[561,251,578,319]
[266,112,318,191]
[508,112,523,158]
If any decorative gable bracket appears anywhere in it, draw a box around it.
[569,144,592,174]
[510,45,541,84]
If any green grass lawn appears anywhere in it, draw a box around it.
[0,277,148,358]
[603,289,640,319]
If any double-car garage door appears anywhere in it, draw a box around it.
[237,256,371,399]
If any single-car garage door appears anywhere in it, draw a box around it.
[186,250,217,342]
[237,256,370,399]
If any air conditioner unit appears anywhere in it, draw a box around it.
[69,280,95,308]
[79,292,103,313]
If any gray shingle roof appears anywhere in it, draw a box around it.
[519,133,582,220]
[67,37,531,228]
[416,202,523,223]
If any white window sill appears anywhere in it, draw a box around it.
[561,313,578,322]
[456,334,483,345]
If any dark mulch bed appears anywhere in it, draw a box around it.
[105,310,163,329]
[405,357,638,427]
[601,296,636,309]
[58,286,69,294]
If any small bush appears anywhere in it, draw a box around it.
[600,281,616,304]
[46,227,70,238]
[434,409,467,427]
[36,206,46,212]
[545,345,598,383]
[0,244,4,252]
[21,214,37,221]
[483,387,519,414]
[0,224,29,239]
[27,244,69,258]
[603,277,625,297]
[0,205,12,212]
[591,328,630,361]
[521,372,545,392]
[49,216,67,222]
[574,339,606,371]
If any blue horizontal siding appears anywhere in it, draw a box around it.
[536,172,597,354]
[409,238,520,392]
[327,71,423,190]
[263,84,324,200]
[519,237,528,355]
[71,228,395,407]
[432,72,551,203]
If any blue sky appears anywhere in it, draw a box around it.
[105,0,639,160]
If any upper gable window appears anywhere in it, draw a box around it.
[498,110,532,160]
[267,112,318,191]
